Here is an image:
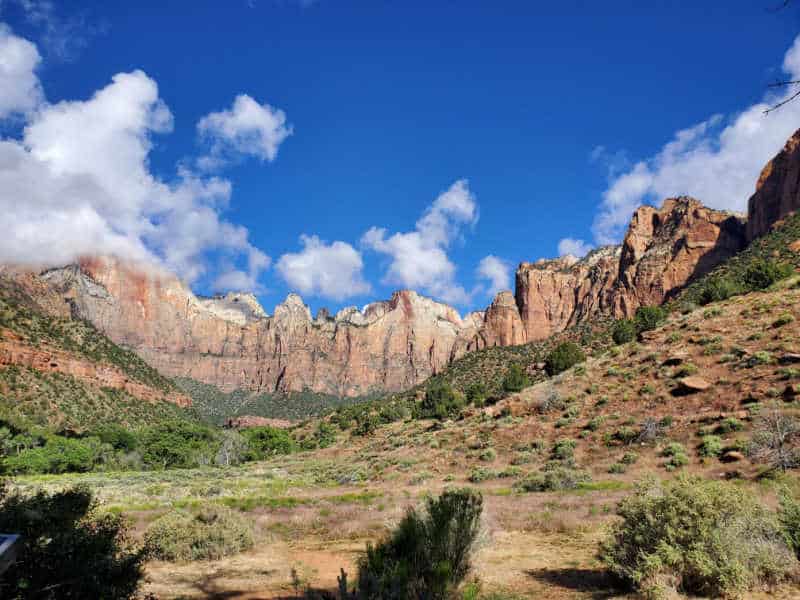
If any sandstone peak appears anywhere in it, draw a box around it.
[746,128,800,241]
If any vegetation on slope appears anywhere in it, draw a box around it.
[174,376,381,425]
[675,211,800,309]
[0,280,178,394]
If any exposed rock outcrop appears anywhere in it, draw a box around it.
[31,195,749,396]
[42,258,494,396]
[747,128,800,241]
[515,197,746,340]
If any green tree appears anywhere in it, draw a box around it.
[419,382,465,420]
[611,319,636,344]
[241,426,296,460]
[140,420,219,469]
[633,305,666,334]
[502,364,530,393]
[0,482,145,599]
[544,342,585,376]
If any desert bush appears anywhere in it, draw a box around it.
[0,482,144,599]
[355,488,483,600]
[696,274,742,305]
[742,259,794,291]
[715,417,744,435]
[501,364,530,393]
[611,319,636,345]
[698,435,724,458]
[779,488,800,560]
[354,411,380,436]
[144,506,254,562]
[419,382,465,420]
[544,342,585,376]
[633,305,666,335]
[551,438,577,461]
[514,466,590,492]
[749,406,800,471]
[241,425,296,460]
[600,477,795,598]
[465,382,487,407]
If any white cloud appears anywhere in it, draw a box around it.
[557,237,592,258]
[9,0,100,61]
[197,94,292,169]
[0,24,42,118]
[476,255,511,297]
[276,235,370,301]
[361,179,477,305]
[592,35,800,245]
[0,26,272,289]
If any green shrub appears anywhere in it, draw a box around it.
[779,489,800,560]
[611,319,636,345]
[91,424,138,452]
[144,506,254,562]
[544,342,586,376]
[354,411,380,436]
[465,382,487,407]
[620,452,638,465]
[698,435,724,458]
[140,420,220,469]
[633,305,666,334]
[419,382,465,420]
[600,477,794,598]
[3,435,108,474]
[715,417,744,435]
[501,364,530,393]
[241,426,296,460]
[356,489,483,600]
[608,462,626,474]
[697,274,742,305]
[0,483,145,599]
[742,259,794,291]
[515,466,590,492]
[551,438,577,461]
[773,312,795,328]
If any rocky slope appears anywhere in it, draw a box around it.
[0,268,193,430]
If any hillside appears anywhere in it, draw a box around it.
[0,270,195,431]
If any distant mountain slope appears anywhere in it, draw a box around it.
[0,269,194,431]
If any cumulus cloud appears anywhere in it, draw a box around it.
[276,235,370,300]
[476,255,511,297]
[591,35,800,245]
[361,179,478,305]
[557,237,593,258]
[0,26,276,289]
[0,24,42,117]
[197,94,292,170]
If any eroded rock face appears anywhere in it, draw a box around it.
[614,197,746,314]
[515,197,746,340]
[33,198,748,395]
[42,257,496,396]
[747,128,800,241]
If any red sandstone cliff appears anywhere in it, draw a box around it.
[747,128,800,241]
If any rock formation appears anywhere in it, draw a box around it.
[515,197,746,340]
[42,258,489,396]
[34,195,746,396]
[747,128,800,241]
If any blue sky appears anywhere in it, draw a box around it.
[1,1,800,316]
